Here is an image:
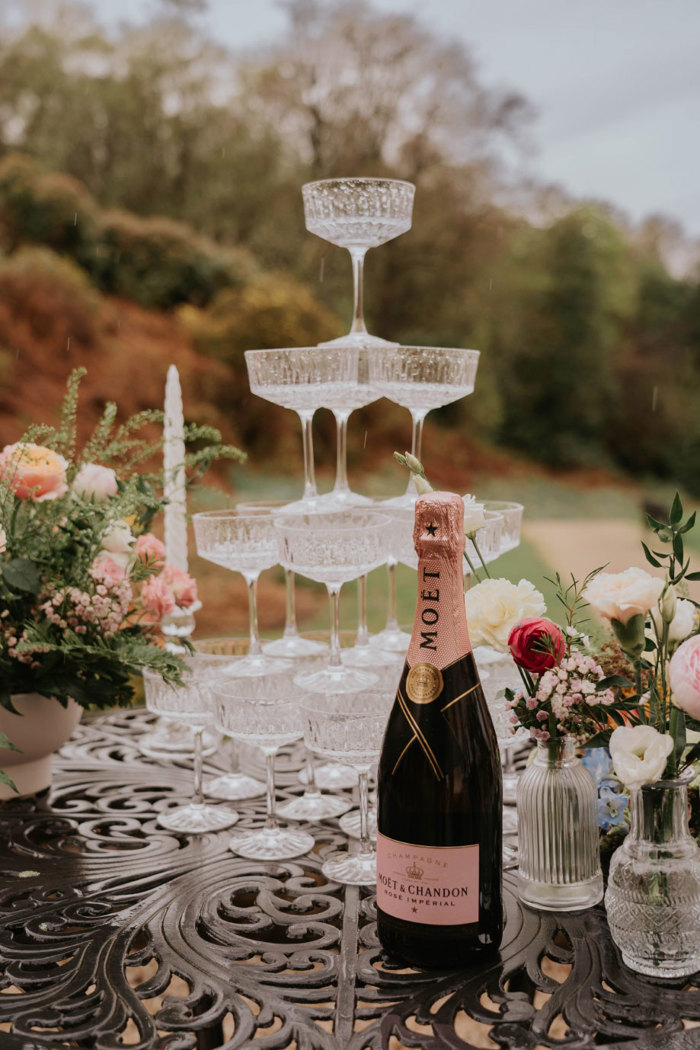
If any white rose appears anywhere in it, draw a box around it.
[652,597,697,643]
[73,463,118,502]
[609,725,674,791]
[101,521,135,555]
[462,494,486,533]
[583,567,663,625]
[465,577,547,653]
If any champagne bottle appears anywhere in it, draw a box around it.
[376,491,503,968]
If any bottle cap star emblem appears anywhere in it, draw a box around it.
[425,522,438,536]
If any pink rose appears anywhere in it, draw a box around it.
[135,533,166,569]
[141,574,176,620]
[73,463,118,502]
[163,564,198,609]
[669,635,700,719]
[508,617,566,674]
[0,442,68,502]
[91,553,129,587]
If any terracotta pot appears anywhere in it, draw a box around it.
[0,694,82,799]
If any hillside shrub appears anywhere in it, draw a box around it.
[183,273,342,367]
[0,154,99,265]
[92,211,259,310]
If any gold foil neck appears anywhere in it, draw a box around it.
[405,662,444,704]
[413,492,465,557]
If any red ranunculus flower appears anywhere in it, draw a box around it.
[508,617,566,673]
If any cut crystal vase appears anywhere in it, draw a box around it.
[605,772,700,978]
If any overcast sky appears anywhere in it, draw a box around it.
[81,0,700,239]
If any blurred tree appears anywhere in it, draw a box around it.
[491,208,637,468]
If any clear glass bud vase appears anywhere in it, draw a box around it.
[605,773,700,978]
[517,735,603,911]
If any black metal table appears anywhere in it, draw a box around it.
[0,709,698,1050]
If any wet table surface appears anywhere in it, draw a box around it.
[0,708,698,1050]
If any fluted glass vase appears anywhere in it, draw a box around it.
[605,773,700,978]
[517,735,603,911]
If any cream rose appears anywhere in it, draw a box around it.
[651,596,697,643]
[73,463,118,502]
[609,725,674,790]
[583,567,663,625]
[465,577,547,653]
[462,494,486,533]
[101,521,135,555]
[669,635,700,719]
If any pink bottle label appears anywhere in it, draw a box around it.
[376,832,479,926]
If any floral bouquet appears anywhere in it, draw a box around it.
[0,368,242,716]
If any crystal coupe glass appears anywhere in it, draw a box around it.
[302,690,394,885]
[245,345,359,506]
[193,637,266,803]
[368,346,480,494]
[193,508,288,676]
[302,177,415,347]
[142,655,240,834]
[482,500,524,554]
[275,509,390,693]
[214,669,315,861]
[235,499,328,661]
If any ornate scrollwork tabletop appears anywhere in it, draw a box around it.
[0,709,698,1050]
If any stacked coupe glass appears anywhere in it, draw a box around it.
[144,177,524,883]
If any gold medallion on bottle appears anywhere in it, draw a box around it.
[405,663,444,705]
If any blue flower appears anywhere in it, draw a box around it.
[582,746,614,786]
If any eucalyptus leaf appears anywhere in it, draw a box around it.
[0,770,18,793]
[641,542,662,568]
[3,558,41,595]
[679,511,697,535]
[673,533,684,562]
[597,675,635,690]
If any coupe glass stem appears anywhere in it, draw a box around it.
[306,754,320,796]
[333,411,351,495]
[297,410,318,499]
[193,727,204,808]
[358,767,372,856]
[284,569,299,638]
[328,585,342,667]
[246,574,262,656]
[349,247,368,335]
[264,749,278,830]
[405,410,427,495]
[385,558,399,631]
[355,574,369,646]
